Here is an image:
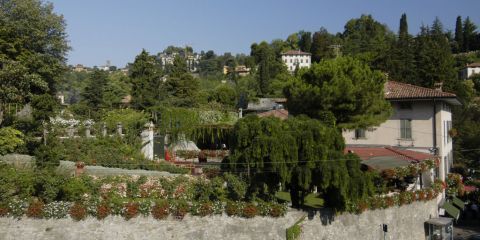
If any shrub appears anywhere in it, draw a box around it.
[69,202,87,221]
[224,174,246,201]
[0,127,25,155]
[225,201,240,216]
[96,203,110,220]
[34,170,65,203]
[212,201,224,215]
[199,202,213,217]
[357,200,369,213]
[26,200,44,218]
[123,202,139,220]
[138,200,152,217]
[8,198,28,218]
[385,196,395,207]
[34,143,61,169]
[269,203,286,218]
[43,201,71,219]
[151,200,169,220]
[62,176,94,202]
[242,203,257,218]
[0,204,9,217]
[172,200,189,220]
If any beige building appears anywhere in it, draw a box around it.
[343,81,461,184]
[281,50,311,73]
[460,62,480,79]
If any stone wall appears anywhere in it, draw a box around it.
[0,200,438,240]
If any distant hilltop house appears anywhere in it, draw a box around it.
[73,64,89,72]
[223,65,251,77]
[281,50,311,73]
[460,62,480,79]
[343,81,461,192]
[158,52,200,72]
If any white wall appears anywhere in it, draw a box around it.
[281,54,311,72]
[461,66,480,79]
[343,100,453,182]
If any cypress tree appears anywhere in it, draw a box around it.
[454,16,464,52]
[399,13,409,41]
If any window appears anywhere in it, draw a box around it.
[301,59,303,63]
[399,102,412,110]
[400,119,412,139]
[354,129,366,139]
[290,59,292,63]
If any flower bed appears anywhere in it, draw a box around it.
[348,180,445,214]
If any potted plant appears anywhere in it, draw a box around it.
[75,161,85,176]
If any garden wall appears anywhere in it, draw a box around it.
[0,200,438,240]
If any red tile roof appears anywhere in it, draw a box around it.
[257,109,289,120]
[466,62,480,68]
[281,50,311,55]
[345,146,433,162]
[385,81,457,99]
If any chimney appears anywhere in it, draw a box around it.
[434,82,443,92]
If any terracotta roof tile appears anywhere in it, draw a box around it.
[385,81,457,99]
[281,50,311,55]
[257,109,289,120]
[344,146,433,162]
[466,62,480,68]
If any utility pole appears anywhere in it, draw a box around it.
[328,44,342,58]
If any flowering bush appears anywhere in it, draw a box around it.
[269,203,287,218]
[69,203,87,221]
[43,202,72,219]
[96,203,111,220]
[151,200,169,220]
[26,200,44,219]
[212,201,225,215]
[123,202,139,220]
[138,200,152,217]
[446,173,465,197]
[198,202,213,217]
[242,203,258,218]
[226,201,241,216]
[172,200,189,220]
[8,198,28,218]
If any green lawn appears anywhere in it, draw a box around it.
[275,191,324,209]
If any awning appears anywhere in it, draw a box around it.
[442,202,460,220]
[452,196,465,211]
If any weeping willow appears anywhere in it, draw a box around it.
[226,115,376,210]
[153,106,237,144]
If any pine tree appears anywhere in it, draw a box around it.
[463,17,477,52]
[284,57,392,129]
[298,31,312,52]
[81,69,108,110]
[310,28,335,62]
[454,16,464,53]
[130,49,163,110]
[164,56,199,107]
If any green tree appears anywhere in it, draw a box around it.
[286,33,299,50]
[103,72,131,108]
[0,0,69,114]
[226,115,375,210]
[414,20,456,89]
[342,15,394,69]
[211,84,237,108]
[81,69,108,110]
[463,17,477,52]
[284,57,392,129]
[164,56,199,107]
[298,31,312,52]
[31,94,58,122]
[454,16,464,53]
[310,28,336,62]
[130,49,163,110]
[0,127,24,155]
[384,14,417,83]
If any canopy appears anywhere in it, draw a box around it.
[442,202,460,220]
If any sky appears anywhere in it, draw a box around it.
[48,0,480,68]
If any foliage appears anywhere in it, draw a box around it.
[163,56,200,107]
[224,174,247,201]
[285,57,392,129]
[286,215,306,240]
[0,0,69,122]
[446,173,465,197]
[130,49,164,110]
[242,203,258,218]
[34,141,61,169]
[101,108,149,137]
[151,200,169,220]
[69,202,87,221]
[342,14,394,69]
[123,202,139,220]
[0,127,24,155]
[26,200,44,218]
[81,69,108,111]
[0,164,34,203]
[226,115,374,211]
[31,94,59,122]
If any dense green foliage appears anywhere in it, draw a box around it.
[285,57,391,129]
[0,127,24,155]
[0,0,69,124]
[225,116,376,210]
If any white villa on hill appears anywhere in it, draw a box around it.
[281,50,311,73]
[460,62,480,80]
